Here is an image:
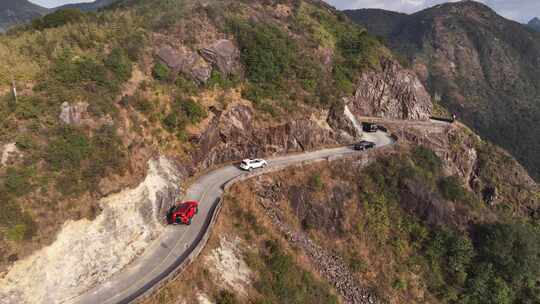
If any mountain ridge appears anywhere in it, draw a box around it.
[0,0,48,32]
[346,1,540,181]
[528,17,540,31]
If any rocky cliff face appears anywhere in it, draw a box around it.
[346,58,433,120]
[0,157,183,304]
[190,102,357,171]
[346,1,540,181]
[378,119,538,218]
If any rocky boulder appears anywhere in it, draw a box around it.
[156,45,212,83]
[199,39,240,76]
[346,58,433,120]
[327,103,360,140]
[59,101,89,125]
[1,143,21,167]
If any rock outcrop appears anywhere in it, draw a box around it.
[156,45,212,83]
[0,156,183,304]
[190,104,356,171]
[59,101,89,125]
[199,39,240,76]
[346,58,433,120]
[0,143,21,167]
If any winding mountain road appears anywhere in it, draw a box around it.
[68,130,395,304]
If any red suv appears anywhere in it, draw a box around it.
[168,201,199,225]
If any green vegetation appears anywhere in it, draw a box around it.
[4,167,34,197]
[0,185,36,242]
[44,125,125,195]
[32,9,87,30]
[152,62,170,81]
[229,19,296,106]
[228,8,383,111]
[309,173,324,191]
[45,126,92,171]
[214,290,238,304]
[349,147,540,303]
[438,176,467,202]
[163,98,207,139]
[463,223,540,304]
[294,3,381,95]
[247,240,338,304]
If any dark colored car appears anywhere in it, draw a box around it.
[354,140,376,151]
[362,122,378,133]
[167,201,199,225]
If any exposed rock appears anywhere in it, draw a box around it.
[59,101,89,125]
[197,293,213,304]
[157,45,212,83]
[191,104,353,171]
[205,236,252,296]
[199,40,240,76]
[346,58,433,120]
[327,103,361,140]
[0,156,183,304]
[0,143,21,167]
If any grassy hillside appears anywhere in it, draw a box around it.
[0,0,388,270]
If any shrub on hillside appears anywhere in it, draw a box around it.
[45,126,92,171]
[152,62,170,81]
[412,146,443,173]
[438,176,467,201]
[0,192,36,242]
[4,167,34,197]
[105,48,133,83]
[249,240,338,304]
[181,98,207,124]
[32,9,87,30]
[464,222,540,303]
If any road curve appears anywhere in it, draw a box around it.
[68,130,394,304]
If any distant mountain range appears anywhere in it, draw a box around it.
[0,0,48,32]
[528,17,540,31]
[346,1,540,180]
[0,0,118,32]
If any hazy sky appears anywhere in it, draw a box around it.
[29,0,93,8]
[325,0,540,23]
[29,0,540,23]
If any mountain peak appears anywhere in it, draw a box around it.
[528,17,540,31]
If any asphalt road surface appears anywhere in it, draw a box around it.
[68,130,394,304]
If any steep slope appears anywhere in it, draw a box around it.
[144,121,539,304]
[0,1,537,303]
[0,0,48,32]
[528,17,540,32]
[346,0,540,181]
[0,0,432,291]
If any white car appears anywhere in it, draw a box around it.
[239,159,268,171]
